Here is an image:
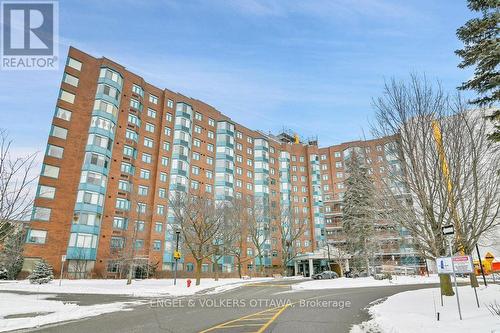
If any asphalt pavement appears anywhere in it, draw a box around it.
[11,279,442,333]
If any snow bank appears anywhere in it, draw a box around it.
[0,293,140,332]
[0,277,273,297]
[351,284,500,333]
[291,275,458,290]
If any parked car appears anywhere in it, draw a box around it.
[312,270,339,280]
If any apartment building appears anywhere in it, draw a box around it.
[24,47,418,277]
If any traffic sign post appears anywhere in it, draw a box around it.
[173,230,181,286]
[60,255,66,286]
[437,225,464,320]
[448,238,462,320]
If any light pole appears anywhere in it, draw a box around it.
[173,230,180,286]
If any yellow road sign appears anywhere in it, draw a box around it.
[173,251,181,260]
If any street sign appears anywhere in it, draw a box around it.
[61,255,66,262]
[436,256,473,274]
[436,257,453,274]
[442,225,455,236]
[452,256,473,274]
[173,251,181,260]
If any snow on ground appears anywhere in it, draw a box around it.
[291,274,467,291]
[351,284,500,333]
[0,277,274,297]
[0,293,141,332]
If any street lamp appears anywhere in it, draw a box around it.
[173,229,181,286]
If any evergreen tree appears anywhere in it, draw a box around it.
[28,260,54,284]
[456,0,499,141]
[0,229,25,280]
[342,150,377,273]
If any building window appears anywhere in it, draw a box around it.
[165,127,171,136]
[85,152,109,169]
[55,107,72,121]
[99,68,122,85]
[144,137,154,148]
[334,152,341,158]
[123,145,135,158]
[121,162,133,175]
[135,221,145,232]
[138,185,148,196]
[208,131,214,139]
[335,162,343,168]
[145,123,155,133]
[167,99,174,108]
[46,144,64,158]
[153,240,162,251]
[146,108,156,119]
[111,237,125,249]
[149,94,158,104]
[63,72,79,87]
[73,212,101,226]
[132,84,143,96]
[113,216,127,230]
[208,118,215,127]
[191,180,199,190]
[67,57,82,71]
[157,204,165,215]
[125,129,138,142]
[37,185,56,199]
[160,172,168,182]
[41,164,59,178]
[142,153,152,163]
[115,198,130,211]
[155,222,163,233]
[161,157,169,166]
[26,230,47,244]
[139,169,151,179]
[118,180,130,192]
[69,233,97,248]
[32,207,51,221]
[76,190,104,206]
[59,90,75,104]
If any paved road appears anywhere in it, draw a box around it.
[16,280,441,333]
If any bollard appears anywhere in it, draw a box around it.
[187,279,192,288]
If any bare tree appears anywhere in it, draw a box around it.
[212,205,241,281]
[168,191,225,286]
[246,195,270,275]
[276,203,307,276]
[0,129,38,242]
[225,195,255,278]
[107,185,148,284]
[371,75,500,295]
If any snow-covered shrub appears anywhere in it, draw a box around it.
[28,260,54,284]
[0,266,8,280]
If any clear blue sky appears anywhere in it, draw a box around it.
[0,0,475,157]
